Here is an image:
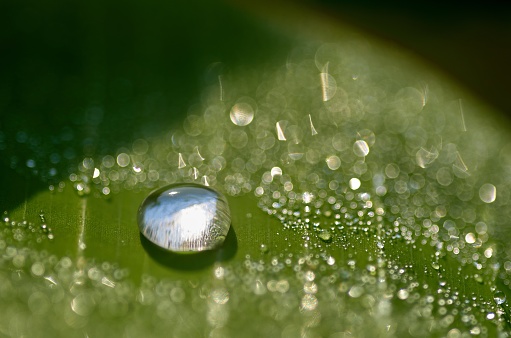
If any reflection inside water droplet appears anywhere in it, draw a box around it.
[138,183,231,252]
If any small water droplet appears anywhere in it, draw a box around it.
[353,140,369,157]
[349,178,361,190]
[138,183,231,252]
[397,289,409,300]
[326,155,341,170]
[270,167,282,177]
[260,244,269,253]
[494,291,506,305]
[230,102,254,126]
[318,230,332,243]
[479,183,496,204]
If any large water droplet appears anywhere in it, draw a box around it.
[138,183,231,252]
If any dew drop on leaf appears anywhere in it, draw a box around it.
[137,183,231,252]
[494,291,506,305]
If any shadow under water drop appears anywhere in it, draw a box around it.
[140,225,238,271]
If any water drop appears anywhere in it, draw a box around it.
[116,153,130,167]
[260,244,269,254]
[479,183,496,203]
[349,178,361,190]
[326,155,341,170]
[230,102,254,126]
[270,167,282,177]
[353,140,369,157]
[137,183,231,252]
[318,230,332,243]
[494,291,506,305]
[397,289,409,300]
[301,294,318,310]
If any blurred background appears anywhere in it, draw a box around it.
[1,0,510,207]
[239,0,511,114]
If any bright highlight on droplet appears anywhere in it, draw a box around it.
[230,102,254,126]
[479,183,496,203]
[137,183,231,252]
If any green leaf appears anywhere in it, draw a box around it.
[1,2,511,337]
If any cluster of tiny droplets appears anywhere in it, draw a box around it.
[2,36,511,337]
[0,211,507,337]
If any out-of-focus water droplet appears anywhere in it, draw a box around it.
[302,192,313,204]
[271,167,282,177]
[308,114,318,135]
[320,70,337,102]
[479,183,496,204]
[138,183,231,252]
[318,230,332,243]
[353,140,369,157]
[397,289,409,300]
[211,288,230,305]
[465,233,476,244]
[276,121,287,141]
[416,147,438,168]
[301,294,318,310]
[178,153,186,169]
[349,178,361,190]
[71,293,96,316]
[474,274,483,284]
[326,155,341,170]
[230,102,254,126]
[494,291,506,305]
[288,142,304,160]
[194,146,205,160]
[117,153,130,167]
